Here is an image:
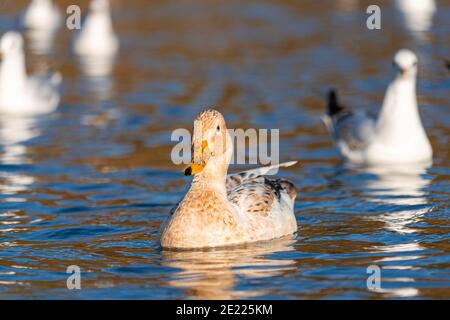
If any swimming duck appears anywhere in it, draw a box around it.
[160,109,298,249]
[0,31,61,115]
[73,0,119,57]
[323,49,432,165]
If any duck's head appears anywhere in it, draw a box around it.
[0,32,24,60]
[393,49,418,79]
[183,109,232,178]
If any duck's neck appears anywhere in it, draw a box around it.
[376,75,424,143]
[191,163,228,195]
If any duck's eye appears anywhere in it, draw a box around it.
[216,125,220,132]
[413,61,417,66]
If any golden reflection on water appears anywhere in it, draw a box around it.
[0,0,448,299]
[161,236,296,299]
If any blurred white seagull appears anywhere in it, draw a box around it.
[395,0,436,34]
[22,0,61,31]
[323,49,432,165]
[0,32,61,115]
[74,0,119,57]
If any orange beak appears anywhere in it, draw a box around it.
[183,140,208,176]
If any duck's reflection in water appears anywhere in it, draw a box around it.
[161,236,296,299]
[0,117,39,202]
[360,163,432,298]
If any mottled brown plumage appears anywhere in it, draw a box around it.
[160,109,298,249]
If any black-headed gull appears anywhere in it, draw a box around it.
[323,49,432,165]
[0,32,61,115]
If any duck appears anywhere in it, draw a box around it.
[323,49,432,165]
[160,109,298,249]
[22,0,61,31]
[0,31,61,115]
[73,0,119,57]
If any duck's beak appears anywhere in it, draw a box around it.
[183,140,208,176]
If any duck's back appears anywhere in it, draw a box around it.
[226,171,297,241]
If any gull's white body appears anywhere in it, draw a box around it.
[160,110,298,249]
[395,0,436,33]
[364,77,432,164]
[74,0,119,57]
[324,49,432,165]
[0,32,61,115]
[22,0,61,31]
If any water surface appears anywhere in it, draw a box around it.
[0,0,449,299]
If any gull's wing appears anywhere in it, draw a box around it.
[323,89,375,159]
[28,72,61,112]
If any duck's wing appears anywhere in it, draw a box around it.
[226,161,297,189]
[226,162,297,217]
[322,89,375,157]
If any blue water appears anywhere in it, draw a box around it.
[0,0,449,299]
